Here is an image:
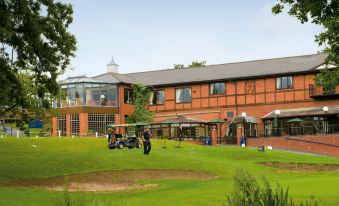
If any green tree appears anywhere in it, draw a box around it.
[174,64,185,69]
[189,60,206,68]
[272,0,338,90]
[0,0,77,116]
[126,84,154,123]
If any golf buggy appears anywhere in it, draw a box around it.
[106,123,145,149]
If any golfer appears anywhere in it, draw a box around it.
[107,128,113,143]
[142,128,152,155]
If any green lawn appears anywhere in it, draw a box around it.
[0,138,338,206]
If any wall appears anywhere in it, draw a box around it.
[246,135,339,157]
[149,74,321,113]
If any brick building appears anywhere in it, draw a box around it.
[52,53,339,148]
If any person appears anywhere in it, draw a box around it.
[142,128,152,155]
[107,128,113,143]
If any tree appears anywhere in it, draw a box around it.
[174,64,184,69]
[126,84,154,123]
[189,60,206,68]
[0,0,77,116]
[272,0,339,90]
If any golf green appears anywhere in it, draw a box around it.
[0,138,338,206]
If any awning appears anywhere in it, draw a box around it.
[231,115,258,124]
[153,115,208,124]
[263,105,339,119]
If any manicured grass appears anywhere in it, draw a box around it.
[0,137,338,206]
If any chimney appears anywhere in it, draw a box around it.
[107,56,119,73]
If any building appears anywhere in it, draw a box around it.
[52,53,339,148]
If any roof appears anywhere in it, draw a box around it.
[101,53,327,86]
[263,105,339,119]
[107,56,118,66]
[60,76,105,84]
[63,53,329,86]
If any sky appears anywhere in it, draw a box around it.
[61,0,323,79]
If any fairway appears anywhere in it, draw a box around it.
[0,138,338,206]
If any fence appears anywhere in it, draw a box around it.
[243,123,339,138]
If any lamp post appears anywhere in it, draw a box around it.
[323,106,328,134]
[274,110,281,136]
[241,112,247,138]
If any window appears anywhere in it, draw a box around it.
[176,87,192,103]
[210,82,225,95]
[276,76,293,89]
[88,113,115,135]
[57,115,66,136]
[227,112,234,118]
[70,114,80,136]
[149,90,164,105]
[124,88,133,104]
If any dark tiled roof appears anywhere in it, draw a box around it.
[66,53,327,86]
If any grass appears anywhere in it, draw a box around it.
[0,137,338,206]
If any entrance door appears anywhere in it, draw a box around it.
[226,123,237,144]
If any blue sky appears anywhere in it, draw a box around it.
[62,0,323,79]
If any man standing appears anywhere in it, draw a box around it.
[142,128,152,155]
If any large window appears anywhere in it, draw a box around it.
[176,87,192,103]
[276,76,293,89]
[70,114,80,136]
[210,82,225,95]
[88,114,115,135]
[149,90,164,105]
[56,115,66,136]
[59,83,118,107]
[124,88,134,104]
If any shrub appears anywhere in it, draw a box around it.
[226,169,318,206]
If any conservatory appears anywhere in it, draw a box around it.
[55,76,118,108]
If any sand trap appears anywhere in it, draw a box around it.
[0,169,215,192]
[259,162,339,172]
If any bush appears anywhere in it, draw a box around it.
[226,170,318,206]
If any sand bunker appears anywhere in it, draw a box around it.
[259,162,339,172]
[0,169,215,192]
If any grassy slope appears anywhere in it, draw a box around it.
[0,138,338,206]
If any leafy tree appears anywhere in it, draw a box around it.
[272,0,338,90]
[174,64,184,69]
[0,0,77,116]
[126,84,154,123]
[189,60,206,68]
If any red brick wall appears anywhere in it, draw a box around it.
[148,74,332,114]
[246,135,339,157]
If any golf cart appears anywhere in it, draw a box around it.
[106,123,145,149]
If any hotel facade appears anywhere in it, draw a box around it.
[51,53,339,152]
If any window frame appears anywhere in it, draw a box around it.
[175,87,192,103]
[124,88,134,104]
[209,82,226,95]
[149,89,165,105]
[276,76,293,90]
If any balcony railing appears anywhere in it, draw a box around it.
[309,84,339,98]
[53,98,117,108]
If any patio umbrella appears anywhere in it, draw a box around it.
[273,115,279,136]
[287,118,304,135]
[152,120,178,148]
[208,119,225,124]
[134,121,150,126]
[286,118,304,123]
